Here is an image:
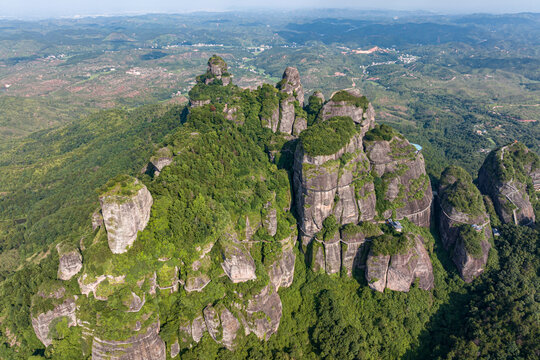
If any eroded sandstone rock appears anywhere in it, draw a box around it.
[294,132,375,244]
[221,241,257,283]
[478,143,538,226]
[32,297,77,347]
[244,285,282,339]
[91,320,166,360]
[366,235,434,292]
[57,244,82,281]
[439,166,492,282]
[365,132,432,227]
[99,179,153,254]
[321,89,375,137]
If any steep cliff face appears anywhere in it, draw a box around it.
[478,142,539,226]
[320,89,375,137]
[99,177,153,254]
[293,117,375,245]
[438,166,492,282]
[91,320,166,360]
[364,126,432,227]
[32,295,77,347]
[204,55,231,86]
[274,67,306,136]
[365,234,434,292]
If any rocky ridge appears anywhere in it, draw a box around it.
[99,177,153,254]
[438,166,492,282]
[34,57,539,356]
[478,142,538,226]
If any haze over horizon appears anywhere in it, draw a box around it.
[1,0,540,19]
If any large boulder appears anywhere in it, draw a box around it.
[366,234,434,292]
[203,305,240,350]
[147,147,173,177]
[244,285,282,339]
[32,296,77,347]
[99,176,153,254]
[478,142,538,226]
[91,320,166,360]
[269,247,296,290]
[438,166,492,282]
[56,244,82,281]
[220,241,257,283]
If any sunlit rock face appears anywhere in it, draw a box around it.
[32,296,77,347]
[438,166,491,282]
[91,320,166,360]
[478,143,538,227]
[99,182,153,254]
[366,235,434,293]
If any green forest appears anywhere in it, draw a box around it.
[0,10,539,359]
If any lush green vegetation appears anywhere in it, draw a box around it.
[409,224,539,359]
[330,90,370,112]
[370,232,413,256]
[1,13,540,359]
[98,175,143,198]
[316,215,339,242]
[364,124,398,142]
[458,224,484,259]
[440,166,486,216]
[299,116,356,156]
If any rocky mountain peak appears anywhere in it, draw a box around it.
[478,142,538,227]
[438,166,491,282]
[279,66,304,106]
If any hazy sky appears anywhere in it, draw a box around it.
[1,0,540,19]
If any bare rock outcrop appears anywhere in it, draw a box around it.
[366,235,434,293]
[321,89,375,137]
[293,132,375,244]
[57,244,82,281]
[365,129,432,227]
[191,315,206,343]
[244,285,282,339]
[91,320,166,360]
[221,241,257,283]
[189,98,211,108]
[32,297,77,347]
[478,142,538,226]
[279,66,304,106]
[203,305,240,350]
[269,248,296,290]
[275,67,306,136]
[99,178,153,254]
[340,227,367,276]
[438,166,492,282]
[147,147,173,177]
[92,210,103,230]
[204,55,231,86]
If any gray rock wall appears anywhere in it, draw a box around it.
[32,297,77,347]
[365,235,434,293]
[57,247,82,281]
[91,320,166,360]
[100,185,153,254]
